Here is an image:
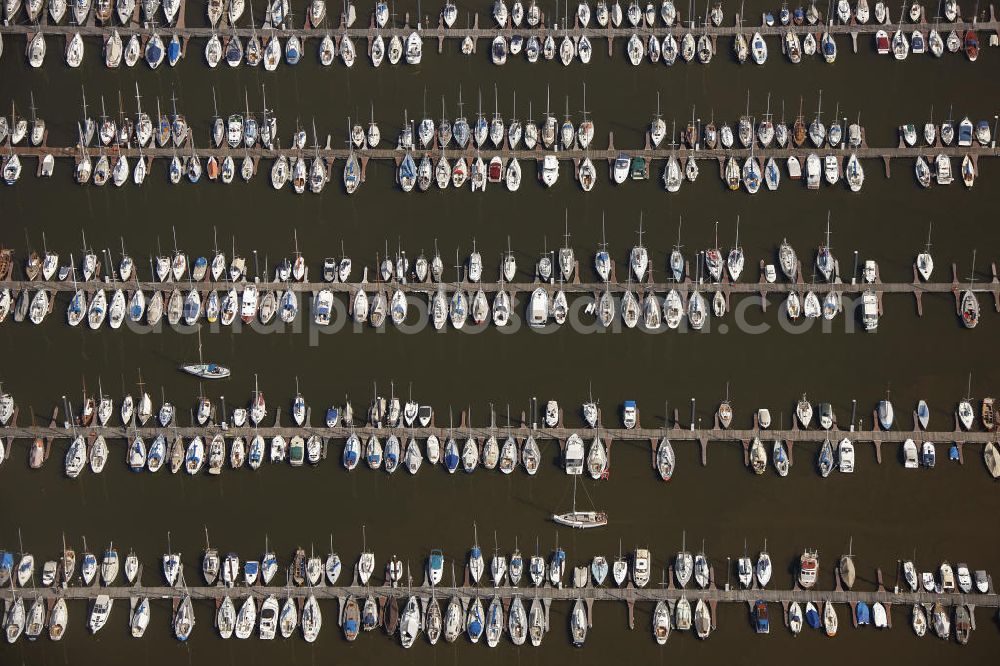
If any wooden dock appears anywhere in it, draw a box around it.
[1,578,995,609]
[1,263,997,297]
[8,132,1000,170]
[1,417,996,459]
[2,571,991,645]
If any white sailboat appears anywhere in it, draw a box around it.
[552,475,607,529]
[180,326,229,378]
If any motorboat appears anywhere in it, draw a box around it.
[88,595,113,633]
[940,562,955,592]
[798,549,818,588]
[756,549,772,587]
[921,440,936,467]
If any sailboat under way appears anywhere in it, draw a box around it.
[552,475,607,529]
[181,362,231,379]
[180,327,230,379]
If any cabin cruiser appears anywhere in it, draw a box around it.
[838,438,854,472]
[632,549,650,587]
[798,549,818,588]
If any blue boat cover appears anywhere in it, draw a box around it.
[146,42,162,65]
[168,38,181,65]
[856,601,870,625]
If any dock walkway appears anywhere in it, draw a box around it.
[10,136,1000,166]
[2,420,995,450]
[1,262,997,296]
[4,582,996,607]
[3,261,998,323]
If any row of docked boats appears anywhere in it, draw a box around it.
[782,597,973,642]
[5,0,982,68]
[9,22,979,71]
[2,0,369,33]
[2,125,986,196]
[0,587,977,645]
[3,93,987,194]
[479,0,968,31]
[0,276,866,331]
[900,558,991,596]
[7,143,961,194]
[2,536,989,598]
[4,375,999,479]
[8,372,997,434]
[1,232,970,331]
[63,87,274,156]
[10,221,970,291]
[743,432,992,477]
[1,0,181,25]
[913,151,977,188]
[796,548,992,596]
[666,98,863,152]
[2,537,987,644]
[0,586,552,646]
[14,22,423,72]
[203,26,423,70]
[0,226,958,288]
[53,423,557,478]
[38,424,999,480]
[21,29,187,70]
[899,116,993,147]
[4,95,981,162]
[483,0,729,30]
[0,0,295,27]
[0,0,966,33]
[505,18,973,70]
[724,392,999,434]
[874,25,979,61]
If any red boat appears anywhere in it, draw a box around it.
[206,155,220,180]
[487,156,502,183]
[964,30,978,61]
[875,29,890,55]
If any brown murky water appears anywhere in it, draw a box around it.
[1,0,999,663]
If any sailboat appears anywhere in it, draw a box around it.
[916,222,934,281]
[956,249,980,329]
[180,327,230,378]
[838,537,856,589]
[727,217,744,281]
[552,475,607,529]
